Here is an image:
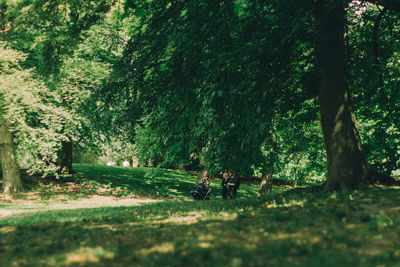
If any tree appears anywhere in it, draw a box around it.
[3,0,112,174]
[0,44,69,194]
[313,0,372,190]
[0,46,22,196]
[313,0,400,189]
[0,119,22,195]
[108,0,311,178]
[103,0,400,191]
[0,0,115,194]
[347,3,400,177]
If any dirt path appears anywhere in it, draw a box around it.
[0,195,162,218]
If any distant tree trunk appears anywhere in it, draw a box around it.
[294,156,302,187]
[315,0,372,191]
[60,140,74,174]
[0,120,23,194]
[195,150,206,186]
[196,169,207,186]
[259,172,273,196]
[196,171,203,185]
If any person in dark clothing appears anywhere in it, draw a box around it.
[221,172,229,199]
[191,182,211,200]
[191,173,211,200]
[226,171,240,199]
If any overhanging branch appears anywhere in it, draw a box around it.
[369,0,400,12]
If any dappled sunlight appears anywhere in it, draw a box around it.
[145,209,240,226]
[83,223,119,231]
[2,165,400,266]
[357,234,398,257]
[215,211,239,221]
[12,246,116,267]
[345,223,360,230]
[73,164,197,199]
[65,246,115,264]
[0,225,16,233]
[270,231,323,245]
[139,242,175,256]
[156,210,239,225]
[198,234,215,241]
[156,211,207,225]
[264,199,307,209]
[197,234,215,248]
[0,195,161,218]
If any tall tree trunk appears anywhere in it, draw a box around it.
[0,120,23,194]
[259,171,273,196]
[196,171,203,186]
[294,155,302,187]
[315,0,372,191]
[60,140,74,174]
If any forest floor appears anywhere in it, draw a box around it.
[1,164,400,266]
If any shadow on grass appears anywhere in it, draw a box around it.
[72,164,196,198]
[2,187,400,266]
[72,164,262,199]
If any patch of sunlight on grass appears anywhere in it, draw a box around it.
[198,234,215,242]
[216,211,239,220]
[83,224,117,231]
[139,242,175,256]
[0,225,16,233]
[168,188,179,193]
[158,211,206,225]
[65,246,115,264]
[264,199,307,209]
[197,234,215,248]
[26,246,115,267]
[271,231,323,245]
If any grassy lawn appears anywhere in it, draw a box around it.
[1,164,400,266]
[70,164,265,199]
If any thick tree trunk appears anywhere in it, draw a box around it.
[60,140,74,174]
[315,0,372,191]
[259,172,273,196]
[0,120,23,194]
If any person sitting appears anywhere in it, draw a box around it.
[122,160,131,167]
[226,171,240,199]
[191,174,211,200]
[221,172,229,199]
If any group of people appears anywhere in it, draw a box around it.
[106,160,131,167]
[191,170,240,200]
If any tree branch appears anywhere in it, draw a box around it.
[372,7,386,65]
[369,0,400,12]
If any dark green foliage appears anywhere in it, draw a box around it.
[104,0,320,179]
[2,0,400,187]
[107,0,400,184]
[347,4,400,176]
[0,0,119,176]
[5,0,112,76]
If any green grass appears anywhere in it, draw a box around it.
[1,164,400,266]
[71,163,267,199]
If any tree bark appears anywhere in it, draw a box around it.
[259,172,273,196]
[315,0,372,191]
[0,120,23,194]
[196,171,203,185]
[60,140,74,174]
[294,155,302,187]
